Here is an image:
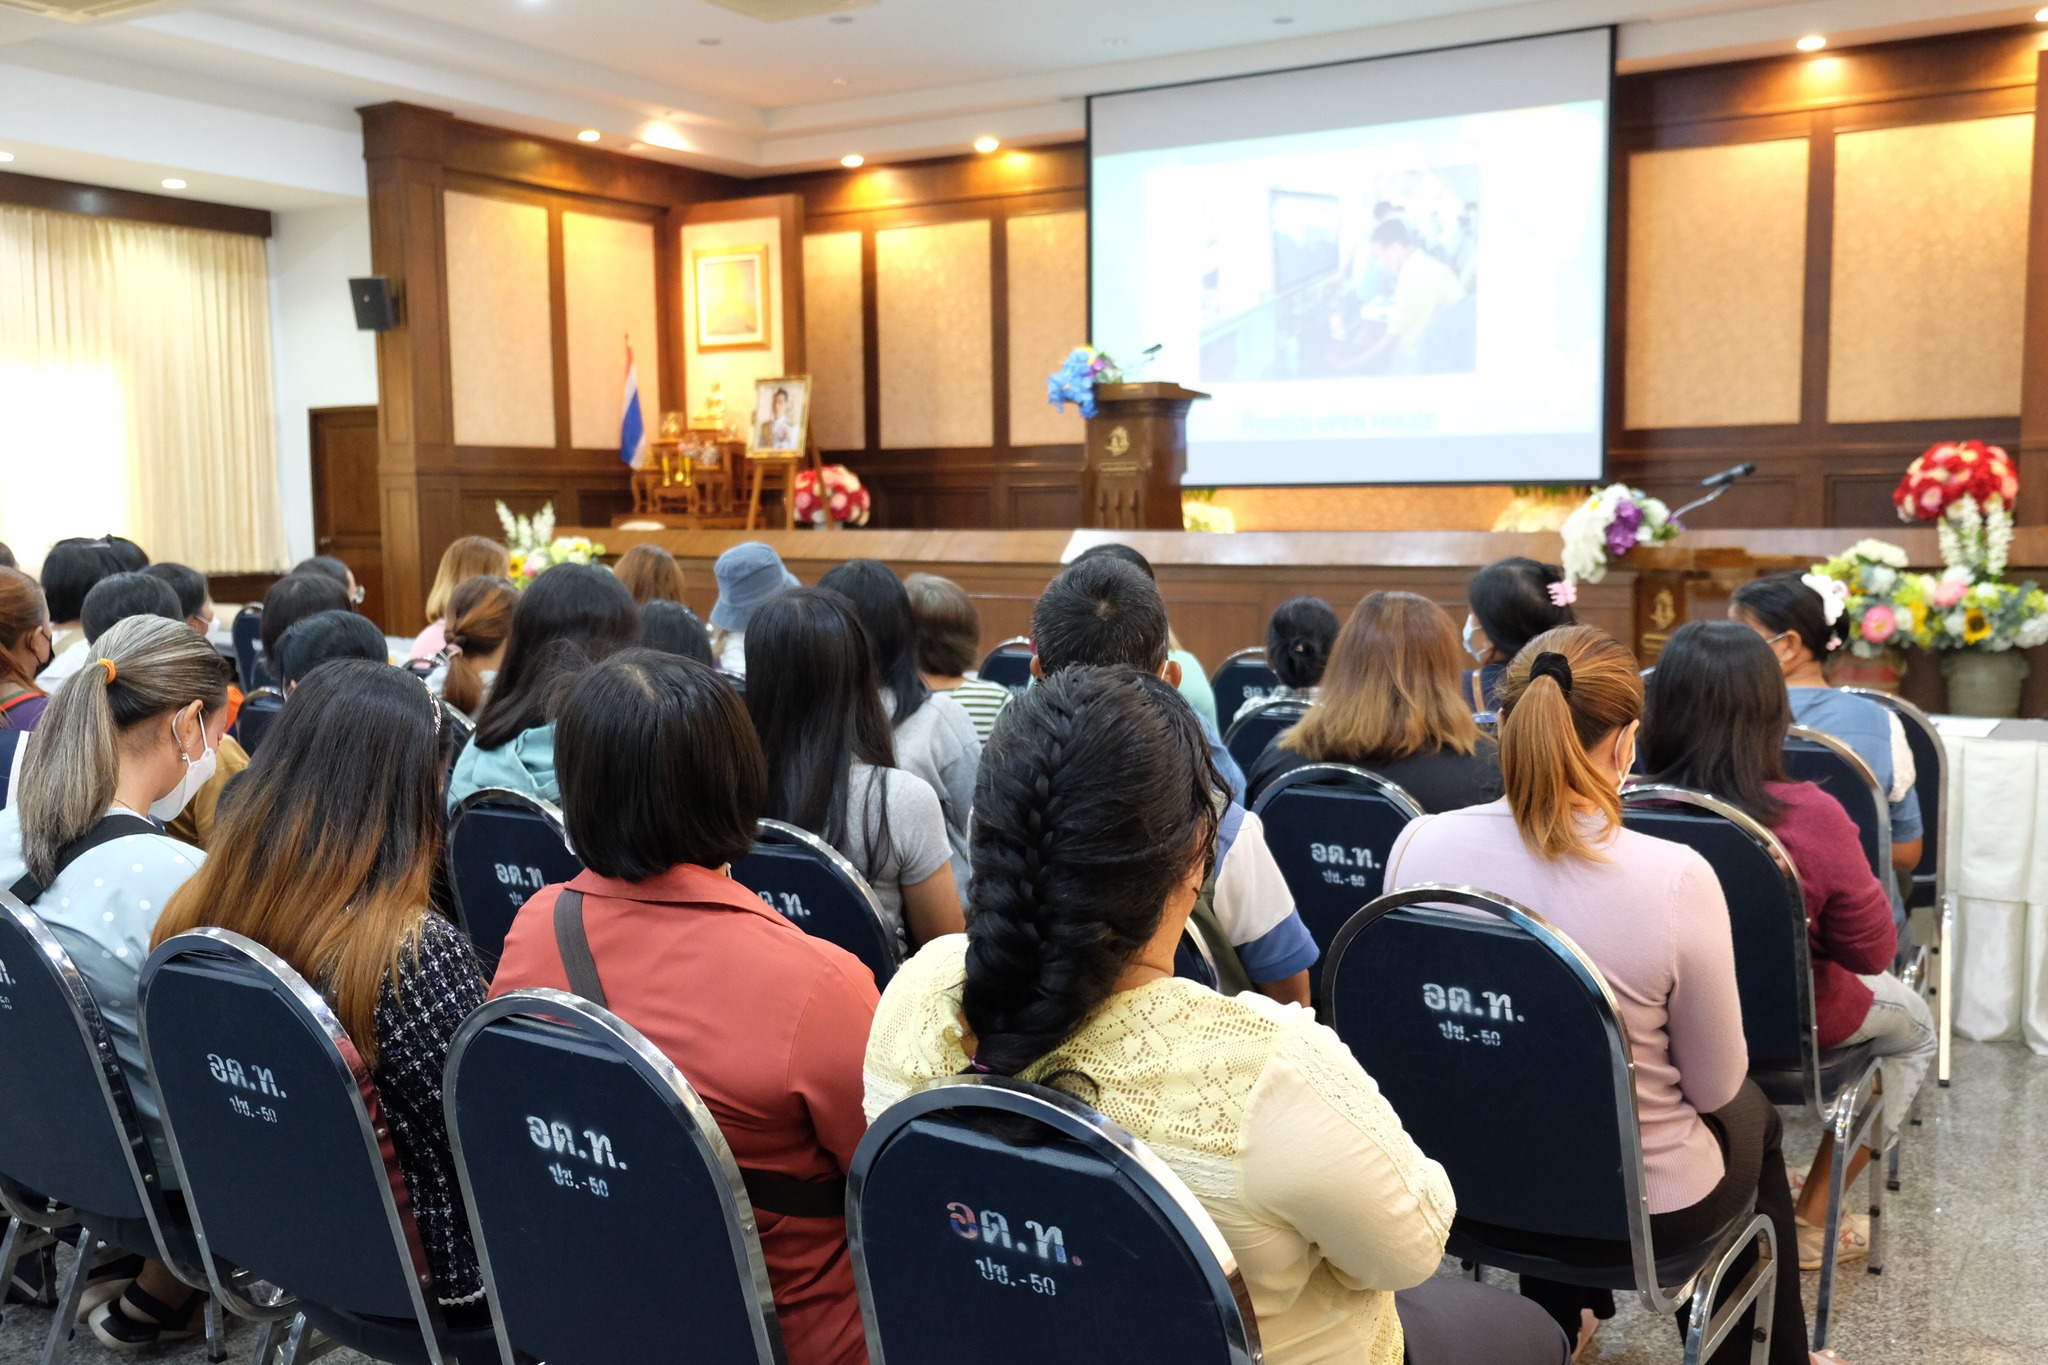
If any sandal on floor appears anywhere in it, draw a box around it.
[1797,1213,1871,1272]
[88,1283,205,1352]
[1571,1307,1601,1362]
[76,1252,146,1322]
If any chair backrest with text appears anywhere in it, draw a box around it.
[731,820,899,986]
[445,788,585,971]
[850,1077,1259,1365]
[1209,648,1278,728]
[976,638,1035,695]
[445,990,784,1365]
[1250,763,1423,973]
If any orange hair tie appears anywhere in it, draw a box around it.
[97,658,116,684]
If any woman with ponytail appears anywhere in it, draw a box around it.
[429,575,517,721]
[1231,594,1339,725]
[866,665,1568,1365]
[0,616,229,1347]
[1387,625,1825,1365]
[1460,556,1576,711]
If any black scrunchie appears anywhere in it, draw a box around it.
[1528,651,1574,696]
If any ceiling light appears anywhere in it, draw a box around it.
[2037,5,2048,18]
[973,136,999,154]
[1274,15,1294,23]
[0,151,13,163]
[840,153,864,168]
[577,129,601,142]
[1796,34,1826,51]
[829,13,853,21]
[699,36,722,45]
[160,178,187,190]
[831,76,847,85]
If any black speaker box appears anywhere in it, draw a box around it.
[348,276,397,332]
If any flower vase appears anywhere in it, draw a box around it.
[1828,647,1907,694]
[1942,649,2028,718]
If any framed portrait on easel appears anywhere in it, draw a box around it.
[749,376,811,457]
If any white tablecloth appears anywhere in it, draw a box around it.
[1940,716,2048,1052]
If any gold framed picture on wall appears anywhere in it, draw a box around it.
[749,375,811,456]
[692,244,770,350]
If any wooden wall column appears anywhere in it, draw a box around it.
[2020,49,2048,525]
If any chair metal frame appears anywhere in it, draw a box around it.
[1838,687,1953,1089]
[1622,786,1888,1347]
[974,637,1035,694]
[847,1075,1261,1365]
[1220,696,1309,770]
[443,989,787,1365]
[738,820,901,985]
[139,929,465,1365]
[443,788,578,960]
[1324,884,1779,1365]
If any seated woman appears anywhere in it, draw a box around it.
[0,566,53,731]
[430,575,518,721]
[257,571,351,688]
[153,661,486,1319]
[493,649,878,1364]
[0,616,228,1346]
[447,563,637,807]
[903,572,1013,743]
[639,599,715,667]
[35,538,122,687]
[819,560,980,882]
[1731,573,1924,894]
[277,610,391,689]
[1246,591,1503,811]
[614,543,689,606]
[1233,594,1339,725]
[746,589,963,950]
[866,665,1567,1365]
[709,542,799,677]
[1385,626,1823,1365]
[1642,621,1934,1271]
[410,535,510,661]
[1460,557,1575,712]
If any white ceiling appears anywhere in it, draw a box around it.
[0,0,2041,211]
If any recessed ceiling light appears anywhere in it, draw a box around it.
[1796,34,1827,51]
[577,129,601,142]
[840,153,864,168]
[160,178,187,190]
[1274,15,1294,23]
[973,136,1000,154]
[699,36,721,45]
[829,13,853,21]
[0,151,14,163]
[2036,5,2047,19]
[831,76,847,85]
[1102,35,1127,45]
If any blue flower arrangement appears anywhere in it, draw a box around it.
[1047,346,1122,419]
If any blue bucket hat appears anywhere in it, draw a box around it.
[710,542,800,633]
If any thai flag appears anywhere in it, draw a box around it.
[619,344,647,466]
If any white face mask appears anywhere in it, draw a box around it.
[150,710,218,821]
[1461,614,1487,663]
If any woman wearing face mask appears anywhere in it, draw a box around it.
[1460,557,1575,713]
[0,616,230,1346]
[1385,626,1824,1365]
[0,566,55,732]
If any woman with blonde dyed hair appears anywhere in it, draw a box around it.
[409,535,511,661]
[1244,590,1501,811]
[1385,625,1822,1365]
[613,543,689,606]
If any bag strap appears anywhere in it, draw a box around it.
[9,813,159,905]
[551,884,846,1219]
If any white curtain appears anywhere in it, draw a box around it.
[0,204,286,573]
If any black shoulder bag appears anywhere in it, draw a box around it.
[9,813,159,906]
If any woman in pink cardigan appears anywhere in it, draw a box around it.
[1386,625,1830,1365]
[1641,620,1933,1271]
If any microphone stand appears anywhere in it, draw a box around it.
[1670,482,1736,524]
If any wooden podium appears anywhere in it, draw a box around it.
[1628,544,1810,664]
[1081,382,1208,530]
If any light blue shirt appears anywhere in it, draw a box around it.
[447,722,558,811]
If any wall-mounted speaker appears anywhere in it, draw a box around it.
[348,276,398,332]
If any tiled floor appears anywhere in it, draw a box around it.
[1,1039,2038,1365]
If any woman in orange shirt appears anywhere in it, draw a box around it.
[490,649,878,1365]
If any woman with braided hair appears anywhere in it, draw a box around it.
[864,664,1567,1365]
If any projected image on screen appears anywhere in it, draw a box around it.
[1091,29,1612,487]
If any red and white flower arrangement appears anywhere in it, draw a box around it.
[793,464,872,529]
[1895,440,2018,580]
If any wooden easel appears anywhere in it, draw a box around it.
[744,441,822,531]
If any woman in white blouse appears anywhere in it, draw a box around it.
[865,665,1566,1365]
[0,615,230,1349]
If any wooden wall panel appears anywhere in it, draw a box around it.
[877,218,993,449]
[563,210,661,447]
[1829,114,2034,422]
[1625,139,1809,429]
[802,230,865,450]
[1005,211,1087,448]
[444,190,554,447]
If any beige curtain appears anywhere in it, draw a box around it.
[0,204,286,573]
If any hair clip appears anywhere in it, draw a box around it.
[966,1056,994,1075]
[1801,572,1849,627]
[1546,580,1578,608]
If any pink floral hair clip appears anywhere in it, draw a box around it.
[1547,580,1578,608]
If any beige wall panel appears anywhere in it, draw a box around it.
[682,216,784,426]
[1830,114,2033,423]
[877,219,993,449]
[563,212,660,449]
[444,190,554,447]
[1625,140,1809,429]
[1006,211,1087,447]
[802,231,865,449]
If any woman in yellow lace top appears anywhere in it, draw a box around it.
[864,665,1567,1365]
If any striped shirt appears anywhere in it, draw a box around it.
[943,676,1013,743]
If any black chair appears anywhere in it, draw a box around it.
[0,894,254,1365]
[1221,698,1308,774]
[445,789,584,971]
[732,820,899,987]
[849,1076,1260,1365]
[0,728,20,809]
[444,990,785,1365]
[1324,885,1779,1365]
[1209,648,1277,728]
[1782,725,1892,895]
[234,687,287,756]
[139,929,499,1365]
[1622,786,1886,1348]
[976,637,1034,695]
[438,709,474,783]
[1172,924,1220,990]
[230,605,265,692]
[403,658,439,681]
[1249,763,1422,1005]
[1840,687,1953,1087]
[718,669,747,697]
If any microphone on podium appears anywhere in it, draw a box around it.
[1672,462,1757,522]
